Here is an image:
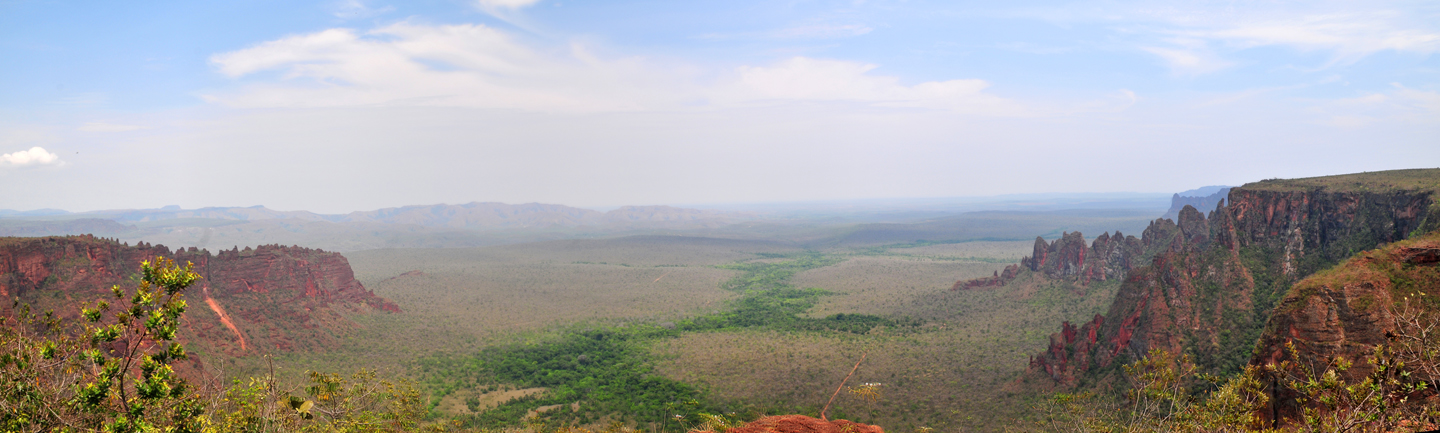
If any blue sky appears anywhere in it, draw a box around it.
[2,0,1437,213]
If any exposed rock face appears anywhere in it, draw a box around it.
[1251,231,1440,422]
[0,235,397,356]
[1023,230,1146,284]
[954,228,1146,291]
[1032,314,1105,385]
[1027,169,1440,385]
[694,415,883,433]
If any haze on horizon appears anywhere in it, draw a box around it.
[2,0,1437,214]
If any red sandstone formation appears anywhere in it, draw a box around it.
[1251,232,1440,422]
[694,415,883,433]
[953,227,1143,291]
[1027,170,1440,386]
[0,235,398,356]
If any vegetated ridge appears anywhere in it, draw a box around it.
[1252,229,1440,421]
[0,235,398,359]
[1023,169,1440,388]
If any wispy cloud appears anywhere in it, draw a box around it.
[78,122,145,132]
[1310,83,1440,127]
[1179,11,1440,65]
[700,24,873,40]
[1140,38,1232,75]
[205,23,1021,114]
[331,0,394,20]
[1010,1,1440,72]
[720,57,1025,114]
[1,147,63,168]
[477,0,541,10]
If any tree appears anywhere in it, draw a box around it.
[2,257,205,432]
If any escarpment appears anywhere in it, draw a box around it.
[0,235,398,356]
[1251,231,1440,422]
[1026,169,1440,385]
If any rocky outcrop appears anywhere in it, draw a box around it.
[952,227,1147,291]
[1027,169,1440,385]
[0,235,397,356]
[1022,230,1146,284]
[951,264,1020,290]
[1030,315,1105,386]
[1251,231,1440,422]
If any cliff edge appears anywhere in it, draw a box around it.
[0,235,399,356]
[1026,169,1440,385]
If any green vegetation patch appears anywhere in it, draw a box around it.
[424,326,712,430]
[422,252,915,430]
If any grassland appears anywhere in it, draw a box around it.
[649,246,1120,432]
[250,229,1132,432]
[259,236,798,379]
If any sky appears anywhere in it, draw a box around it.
[1,0,1437,213]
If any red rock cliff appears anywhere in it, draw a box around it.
[1250,231,1440,422]
[0,235,399,356]
[1027,169,1440,385]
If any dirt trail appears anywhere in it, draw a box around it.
[202,286,247,351]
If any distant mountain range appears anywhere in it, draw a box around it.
[0,192,1182,252]
[2,202,755,230]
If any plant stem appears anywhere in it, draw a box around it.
[820,352,866,421]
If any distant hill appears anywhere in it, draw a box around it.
[7,202,753,229]
[0,218,135,237]
[343,202,750,229]
[1161,185,1231,221]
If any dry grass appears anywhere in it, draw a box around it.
[256,236,807,378]
[269,236,1109,432]
[793,247,1031,318]
[882,240,1032,261]
[347,236,799,339]
[651,258,1119,432]
[435,387,548,416]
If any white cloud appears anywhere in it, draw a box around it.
[701,24,874,40]
[476,0,540,10]
[1,147,62,168]
[207,24,647,111]
[205,24,1023,114]
[78,122,145,132]
[722,57,1025,114]
[1188,12,1440,63]
[1018,2,1440,70]
[1311,83,1440,127]
[332,0,394,19]
[1140,44,1232,75]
